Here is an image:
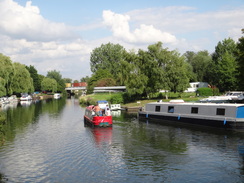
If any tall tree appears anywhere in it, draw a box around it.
[80,76,89,83]
[0,53,15,95]
[185,51,212,82]
[211,38,238,91]
[11,62,34,94]
[63,78,72,83]
[26,65,41,91]
[237,29,244,90]
[41,78,57,93]
[0,78,6,97]
[90,42,127,84]
[165,50,189,93]
[47,70,65,92]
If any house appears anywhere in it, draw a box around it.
[185,82,209,92]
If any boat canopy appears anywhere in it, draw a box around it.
[97,100,108,103]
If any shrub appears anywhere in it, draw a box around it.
[110,93,124,104]
[196,87,213,96]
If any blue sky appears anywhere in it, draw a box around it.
[0,0,243,80]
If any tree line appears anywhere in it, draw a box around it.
[85,29,244,99]
[0,54,67,97]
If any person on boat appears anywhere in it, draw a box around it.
[93,104,101,116]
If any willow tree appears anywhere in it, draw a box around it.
[11,62,34,94]
[0,53,15,95]
[0,78,6,97]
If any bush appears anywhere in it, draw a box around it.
[110,93,124,104]
[196,87,213,96]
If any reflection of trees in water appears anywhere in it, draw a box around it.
[0,171,7,183]
[1,98,66,145]
[0,111,6,144]
[117,121,187,171]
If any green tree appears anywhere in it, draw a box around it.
[41,77,57,93]
[90,42,127,84]
[46,70,65,92]
[63,78,72,83]
[237,29,244,90]
[80,76,90,83]
[0,53,15,95]
[184,50,212,82]
[26,65,41,91]
[211,38,238,91]
[96,78,116,87]
[11,62,34,94]
[165,50,189,93]
[0,78,6,97]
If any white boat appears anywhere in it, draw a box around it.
[138,100,244,130]
[200,91,244,102]
[54,93,61,99]
[110,104,121,111]
[20,93,32,101]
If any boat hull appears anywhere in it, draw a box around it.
[84,115,112,127]
[138,111,244,130]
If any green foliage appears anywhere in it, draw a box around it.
[237,29,244,90]
[11,62,34,94]
[0,53,15,95]
[0,77,6,97]
[96,78,116,87]
[210,38,238,92]
[110,93,124,104]
[80,76,90,83]
[196,87,213,96]
[46,70,65,92]
[184,50,212,82]
[165,50,189,93]
[90,43,126,81]
[41,77,57,93]
[63,78,72,83]
[26,65,41,91]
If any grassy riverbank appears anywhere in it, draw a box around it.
[80,92,203,107]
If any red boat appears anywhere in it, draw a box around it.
[84,105,112,127]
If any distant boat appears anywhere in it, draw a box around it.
[54,93,61,99]
[110,104,121,111]
[200,91,244,102]
[20,93,32,101]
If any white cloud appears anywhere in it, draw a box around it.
[102,10,177,44]
[0,0,74,41]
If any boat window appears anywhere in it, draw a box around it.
[168,106,174,113]
[216,108,225,115]
[155,106,161,112]
[191,107,198,114]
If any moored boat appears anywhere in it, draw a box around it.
[84,105,112,127]
[138,100,244,130]
[54,93,61,99]
[20,93,32,101]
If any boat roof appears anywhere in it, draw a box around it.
[148,101,244,107]
[97,100,108,103]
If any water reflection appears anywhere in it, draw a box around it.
[0,101,243,182]
[1,98,66,145]
[90,127,113,147]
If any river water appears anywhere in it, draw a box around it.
[0,98,244,183]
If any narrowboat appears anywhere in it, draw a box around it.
[138,100,244,130]
[84,105,112,127]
